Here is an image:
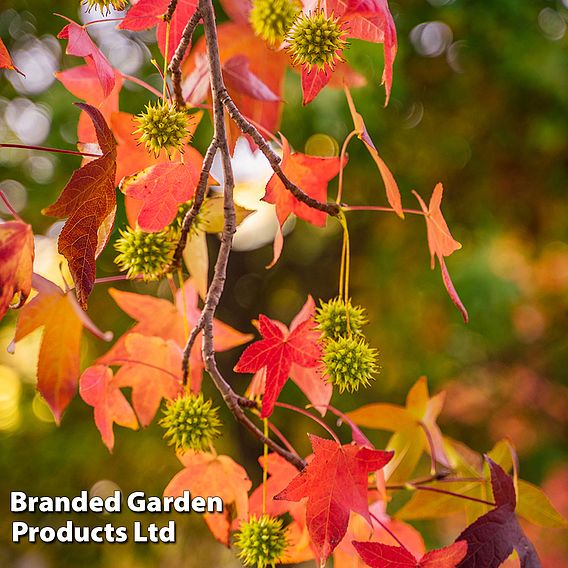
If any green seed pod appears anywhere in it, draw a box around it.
[160,392,222,453]
[83,0,128,14]
[315,297,368,341]
[322,335,379,393]
[134,100,190,158]
[249,0,301,47]
[287,10,348,71]
[114,226,176,282]
[235,515,288,568]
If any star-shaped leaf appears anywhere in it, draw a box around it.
[274,435,393,564]
[164,450,252,545]
[234,301,322,418]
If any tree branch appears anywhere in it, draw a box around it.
[180,0,306,471]
[168,9,202,106]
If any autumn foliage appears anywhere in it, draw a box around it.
[0,1,565,567]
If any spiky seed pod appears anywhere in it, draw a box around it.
[287,10,348,71]
[114,226,176,282]
[134,100,190,158]
[315,297,368,341]
[323,335,379,393]
[83,0,128,14]
[160,392,222,453]
[235,515,288,568]
[249,0,301,47]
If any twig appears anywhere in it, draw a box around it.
[173,137,218,265]
[220,90,341,217]
[169,9,202,106]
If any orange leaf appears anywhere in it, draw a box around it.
[263,135,346,227]
[344,86,403,217]
[413,184,468,322]
[98,281,252,392]
[0,220,34,321]
[120,161,199,232]
[43,103,117,308]
[79,365,138,451]
[164,450,252,545]
[113,334,183,426]
[414,183,462,267]
[11,275,111,423]
[0,37,23,75]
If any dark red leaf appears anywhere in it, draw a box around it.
[223,55,280,102]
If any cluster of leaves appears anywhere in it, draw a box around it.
[0,1,565,567]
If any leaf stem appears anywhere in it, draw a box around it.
[0,143,101,158]
[121,72,164,98]
[342,204,425,216]
[274,402,340,444]
[0,190,23,221]
[368,511,410,552]
[336,129,357,204]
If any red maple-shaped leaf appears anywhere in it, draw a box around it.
[120,161,199,232]
[11,275,112,423]
[0,37,23,75]
[301,67,333,106]
[79,365,138,451]
[43,103,117,309]
[234,307,321,418]
[0,220,34,322]
[274,435,393,564]
[455,457,542,568]
[413,184,468,323]
[112,334,183,426]
[58,20,115,97]
[56,64,122,143]
[263,135,346,228]
[245,296,332,415]
[119,0,197,62]
[353,541,467,568]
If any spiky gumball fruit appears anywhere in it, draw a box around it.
[160,392,222,453]
[83,0,128,14]
[235,515,288,568]
[287,10,347,71]
[315,297,368,341]
[114,226,176,282]
[250,0,301,47]
[323,335,379,393]
[134,100,190,158]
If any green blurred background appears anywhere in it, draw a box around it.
[0,0,567,566]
